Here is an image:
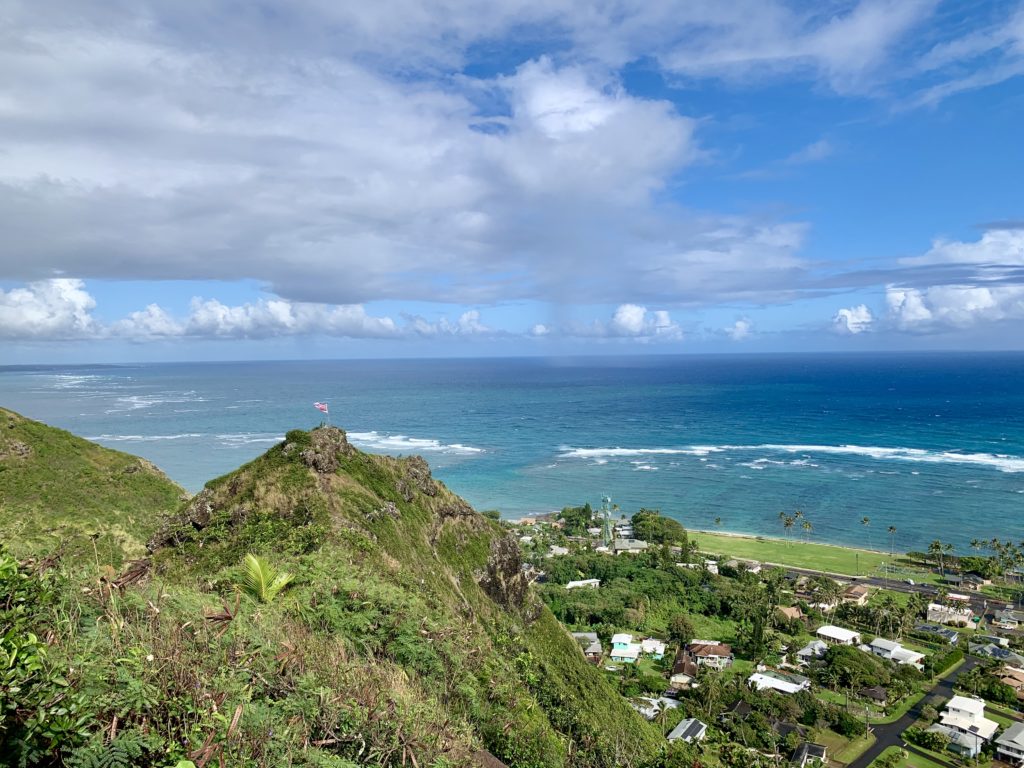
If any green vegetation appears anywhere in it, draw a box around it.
[0,407,184,565]
[693,530,930,579]
[870,746,947,768]
[1,421,663,767]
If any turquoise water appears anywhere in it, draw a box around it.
[1,354,1022,552]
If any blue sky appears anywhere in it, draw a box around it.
[1,0,1023,362]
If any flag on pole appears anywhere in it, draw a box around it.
[313,402,329,414]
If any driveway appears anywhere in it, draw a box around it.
[845,656,980,768]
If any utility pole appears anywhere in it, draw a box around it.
[601,495,613,547]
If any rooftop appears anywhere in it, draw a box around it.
[817,625,860,642]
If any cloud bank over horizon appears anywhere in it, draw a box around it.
[1,0,1023,356]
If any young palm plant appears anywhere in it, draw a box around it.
[240,553,293,603]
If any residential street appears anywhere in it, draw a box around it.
[846,656,980,768]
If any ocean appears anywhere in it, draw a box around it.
[1,353,1022,553]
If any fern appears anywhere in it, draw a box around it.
[240,553,293,603]
[67,731,146,768]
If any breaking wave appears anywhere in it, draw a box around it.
[559,443,1024,473]
[347,431,483,455]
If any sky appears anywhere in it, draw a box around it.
[1,0,1023,362]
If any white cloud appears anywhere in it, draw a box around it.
[574,303,683,341]
[726,318,754,340]
[902,228,1024,268]
[111,304,183,338]
[832,304,873,334]
[529,323,550,337]
[0,279,98,339]
[886,284,1024,332]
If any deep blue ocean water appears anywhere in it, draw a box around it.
[1,353,1022,552]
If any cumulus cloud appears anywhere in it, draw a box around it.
[404,310,494,337]
[726,318,754,340]
[569,303,682,341]
[0,279,98,340]
[886,284,1024,332]
[902,228,1024,268]
[832,304,874,334]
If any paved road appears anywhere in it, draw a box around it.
[846,656,980,768]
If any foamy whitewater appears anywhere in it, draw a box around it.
[2,354,1023,551]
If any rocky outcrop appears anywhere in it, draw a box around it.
[478,534,530,612]
[0,439,31,459]
[438,498,474,519]
[366,501,401,522]
[147,488,216,550]
[284,426,355,474]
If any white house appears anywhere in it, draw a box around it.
[641,638,666,659]
[667,718,708,743]
[867,638,925,670]
[929,696,999,758]
[816,625,861,646]
[565,578,600,590]
[996,722,1024,765]
[748,669,811,695]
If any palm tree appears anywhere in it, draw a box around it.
[971,538,983,555]
[888,525,897,558]
[929,539,944,575]
[802,520,813,543]
[715,516,722,528]
[944,542,956,575]
[783,515,795,541]
[240,553,294,603]
[861,517,871,551]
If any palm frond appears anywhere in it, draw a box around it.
[240,553,293,603]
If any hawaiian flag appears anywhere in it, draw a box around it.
[313,402,329,414]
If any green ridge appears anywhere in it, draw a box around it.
[0,406,185,564]
[1,421,661,768]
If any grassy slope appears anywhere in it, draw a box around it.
[0,406,184,563]
[22,425,659,768]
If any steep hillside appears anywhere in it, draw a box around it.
[1,425,662,768]
[0,406,184,563]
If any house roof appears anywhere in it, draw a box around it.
[671,648,698,678]
[998,722,1024,749]
[817,625,860,643]
[970,643,1024,665]
[915,623,960,642]
[792,742,827,762]
[611,633,633,644]
[689,642,732,657]
[778,606,803,620]
[844,584,870,597]
[748,670,809,694]
[667,718,707,742]
[572,632,599,643]
[946,695,986,718]
[859,686,888,702]
[797,639,827,657]
[941,712,999,740]
[870,637,900,652]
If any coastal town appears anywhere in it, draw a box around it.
[511,503,1024,768]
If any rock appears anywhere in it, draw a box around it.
[438,498,474,519]
[147,488,215,550]
[0,439,31,459]
[401,456,438,497]
[478,534,530,611]
[296,426,354,474]
[366,501,401,522]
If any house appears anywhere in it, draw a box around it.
[996,722,1024,765]
[610,633,643,663]
[669,648,698,687]
[914,623,960,645]
[631,696,679,720]
[994,608,1024,630]
[571,632,603,664]
[748,669,811,694]
[858,686,888,705]
[842,583,872,606]
[586,526,603,537]
[778,605,804,622]
[687,640,734,670]
[667,718,707,743]
[565,578,600,590]
[641,637,666,659]
[927,602,974,627]
[796,640,828,664]
[976,634,1010,648]
[997,666,1024,701]
[791,742,827,767]
[867,638,925,670]
[970,642,1024,666]
[816,625,861,646]
[930,695,999,758]
[612,538,649,555]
